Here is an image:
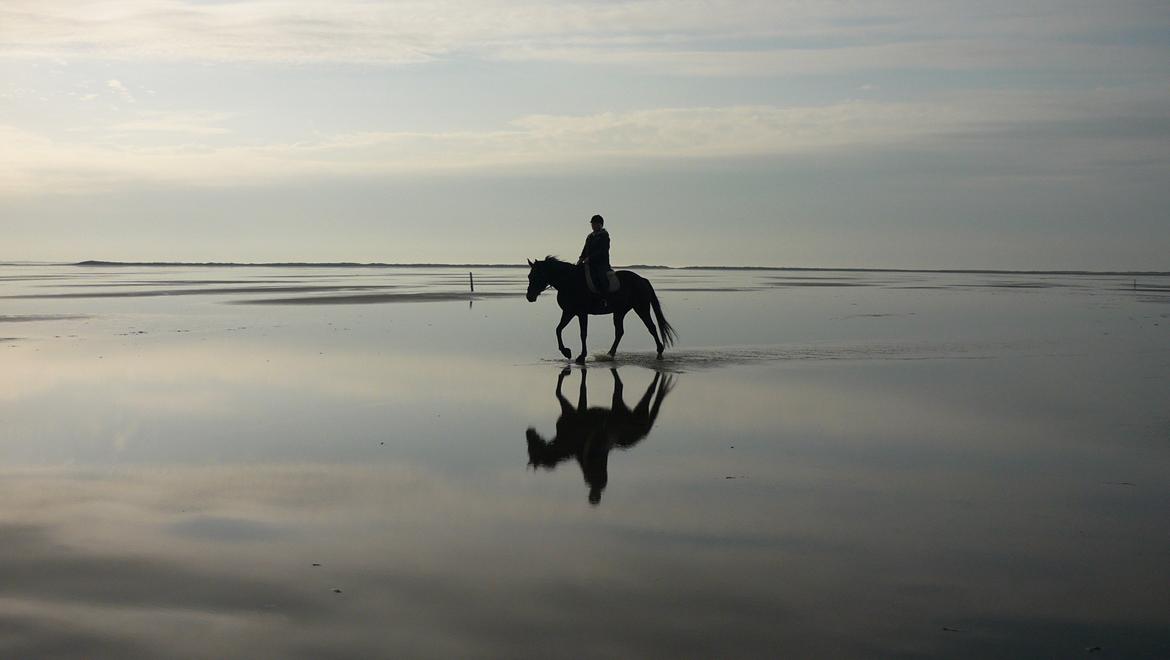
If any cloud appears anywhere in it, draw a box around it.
[106,112,232,136]
[1,88,1167,196]
[483,37,1170,77]
[105,79,134,103]
[0,102,937,194]
[0,0,1164,75]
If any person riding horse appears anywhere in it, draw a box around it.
[526,212,676,364]
[577,214,611,308]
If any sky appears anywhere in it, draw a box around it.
[2,0,1168,269]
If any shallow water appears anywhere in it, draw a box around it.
[1,263,1168,658]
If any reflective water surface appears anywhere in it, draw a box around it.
[1,263,1168,658]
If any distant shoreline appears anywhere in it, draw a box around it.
[0,260,1164,277]
[20,260,1158,277]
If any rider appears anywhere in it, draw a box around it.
[577,214,611,307]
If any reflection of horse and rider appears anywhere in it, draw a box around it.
[527,367,675,505]
[527,213,677,364]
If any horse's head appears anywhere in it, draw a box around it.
[526,258,549,302]
[526,427,554,467]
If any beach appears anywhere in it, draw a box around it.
[1,261,1168,658]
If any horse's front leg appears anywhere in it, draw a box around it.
[555,309,573,359]
[575,313,589,365]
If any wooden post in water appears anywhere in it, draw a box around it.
[469,272,475,292]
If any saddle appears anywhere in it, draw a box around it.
[584,269,620,294]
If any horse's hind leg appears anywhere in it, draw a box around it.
[634,304,664,359]
[608,310,627,357]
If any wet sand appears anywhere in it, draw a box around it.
[234,291,519,305]
[1,262,1168,658]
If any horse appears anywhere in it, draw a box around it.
[526,256,677,364]
[527,367,675,505]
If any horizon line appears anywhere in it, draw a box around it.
[1,260,1160,277]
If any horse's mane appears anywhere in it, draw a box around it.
[536,255,575,269]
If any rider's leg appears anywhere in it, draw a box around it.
[590,266,609,307]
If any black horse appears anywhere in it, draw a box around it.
[527,367,675,505]
[526,256,677,364]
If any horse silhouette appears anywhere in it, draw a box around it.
[526,367,675,505]
[526,257,677,364]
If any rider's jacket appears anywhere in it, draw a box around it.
[579,228,611,271]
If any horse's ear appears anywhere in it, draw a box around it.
[527,258,533,266]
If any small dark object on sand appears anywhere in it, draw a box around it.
[941,627,961,633]
[333,588,343,594]
[312,563,321,567]
[1087,647,1102,653]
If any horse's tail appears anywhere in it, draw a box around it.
[647,282,678,347]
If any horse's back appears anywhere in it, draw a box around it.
[615,269,645,285]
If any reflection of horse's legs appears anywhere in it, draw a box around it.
[555,309,573,359]
[649,374,675,423]
[609,310,627,357]
[556,367,574,414]
[577,367,589,409]
[610,368,625,411]
[632,372,660,417]
[634,303,664,359]
[575,313,589,364]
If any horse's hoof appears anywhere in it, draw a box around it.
[575,355,586,365]
[656,353,664,360]
[560,347,571,359]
